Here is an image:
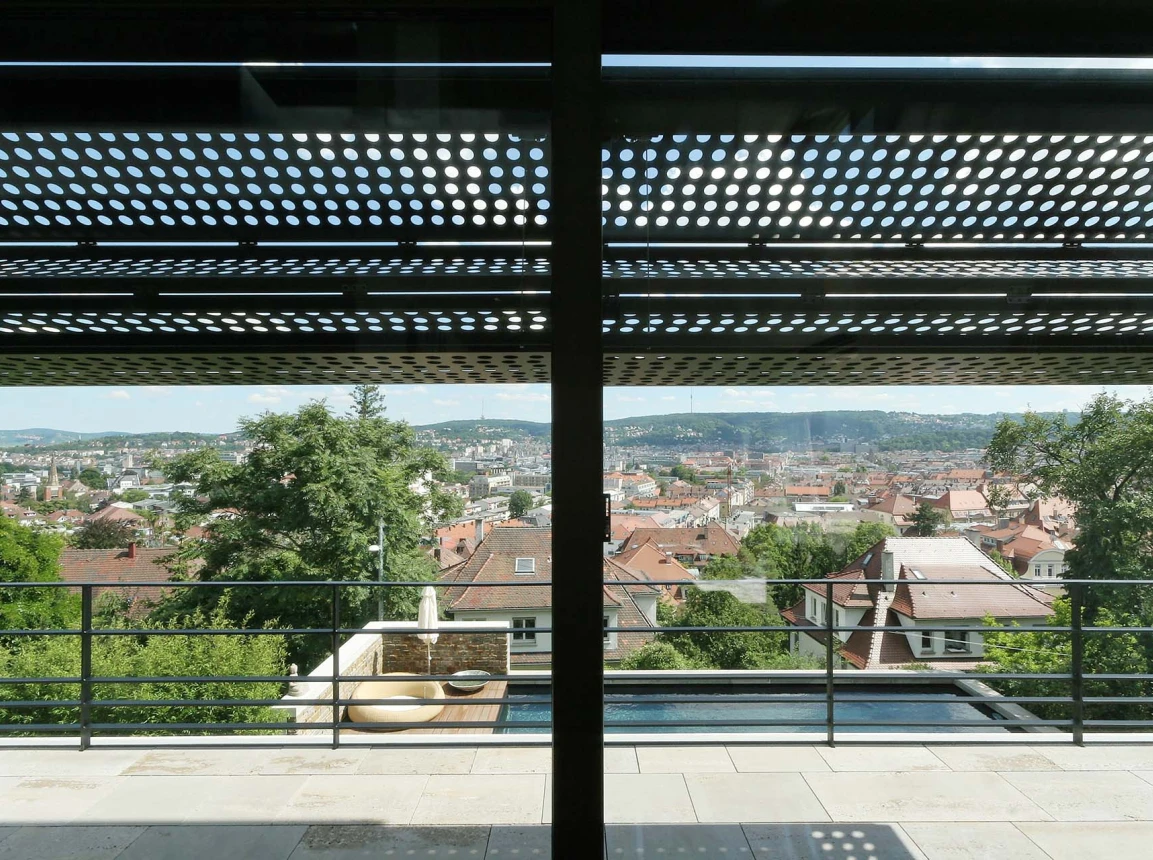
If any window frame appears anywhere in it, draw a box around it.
[514,557,536,574]
[511,616,537,644]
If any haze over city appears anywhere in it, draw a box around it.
[2,384,1149,433]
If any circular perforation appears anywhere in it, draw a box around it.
[0,308,549,337]
[602,133,1153,242]
[0,131,550,240]
[603,351,1153,385]
[0,352,551,385]
[602,310,1153,340]
[0,255,551,279]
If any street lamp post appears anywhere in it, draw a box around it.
[368,519,386,621]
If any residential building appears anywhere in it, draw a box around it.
[929,489,991,523]
[439,527,658,667]
[781,537,1054,669]
[469,474,513,497]
[617,524,741,567]
[56,543,187,617]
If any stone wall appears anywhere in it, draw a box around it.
[380,630,508,676]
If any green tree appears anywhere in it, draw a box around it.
[833,480,847,497]
[669,464,698,483]
[701,553,751,581]
[616,640,700,670]
[0,599,287,733]
[114,489,150,503]
[742,522,841,607]
[659,588,818,670]
[15,487,33,505]
[508,489,534,520]
[71,518,137,549]
[841,521,898,563]
[78,469,106,489]
[986,393,1153,617]
[0,516,78,635]
[911,502,946,536]
[156,389,463,669]
[988,549,1016,575]
[980,600,1149,723]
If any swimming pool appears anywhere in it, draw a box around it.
[498,685,1010,733]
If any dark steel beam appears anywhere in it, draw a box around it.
[549,0,604,854]
[602,1,1153,58]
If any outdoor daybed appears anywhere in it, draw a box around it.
[346,672,446,726]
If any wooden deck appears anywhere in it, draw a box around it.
[341,680,509,736]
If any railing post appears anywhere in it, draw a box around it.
[79,584,93,752]
[825,580,835,747]
[1070,582,1085,746]
[331,583,341,750]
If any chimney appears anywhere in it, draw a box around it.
[433,547,442,562]
[474,518,485,544]
[127,542,137,560]
[880,548,895,591]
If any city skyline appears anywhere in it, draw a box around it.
[1,383,1150,435]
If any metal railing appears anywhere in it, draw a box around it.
[0,575,1150,748]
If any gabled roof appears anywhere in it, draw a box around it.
[622,524,740,558]
[56,547,190,617]
[930,490,990,514]
[869,494,917,517]
[890,562,1053,619]
[801,569,873,608]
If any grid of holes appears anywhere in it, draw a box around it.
[0,353,551,385]
[0,256,552,278]
[0,309,548,336]
[603,352,1153,385]
[603,311,1153,337]
[606,258,1153,279]
[602,133,1153,241]
[6,255,1153,280]
[0,132,549,239]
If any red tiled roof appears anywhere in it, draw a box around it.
[56,547,193,616]
[621,525,740,558]
[930,490,990,515]
[87,505,145,524]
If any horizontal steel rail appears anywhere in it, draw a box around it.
[1,577,1150,747]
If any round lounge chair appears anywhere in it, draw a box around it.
[346,673,446,727]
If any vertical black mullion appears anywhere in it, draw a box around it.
[550,0,604,855]
[825,581,835,747]
[80,584,93,751]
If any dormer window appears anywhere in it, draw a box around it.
[514,557,536,574]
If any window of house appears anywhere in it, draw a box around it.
[603,616,610,642]
[1047,564,1054,577]
[945,630,970,653]
[834,609,841,630]
[1034,565,1042,577]
[514,557,535,574]
[512,617,536,643]
[921,630,933,652]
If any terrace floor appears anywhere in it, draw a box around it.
[3,742,1153,858]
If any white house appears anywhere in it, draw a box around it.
[782,537,1055,669]
[439,526,659,668]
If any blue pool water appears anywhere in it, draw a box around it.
[499,686,1009,734]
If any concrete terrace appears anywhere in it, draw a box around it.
[3,743,1153,858]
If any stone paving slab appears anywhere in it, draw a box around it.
[278,775,428,825]
[725,745,831,772]
[1016,821,1153,860]
[741,823,926,860]
[0,751,143,779]
[0,778,121,826]
[0,825,146,860]
[926,745,1060,772]
[635,745,734,773]
[288,825,489,859]
[119,825,307,860]
[803,772,1052,822]
[1002,770,1153,822]
[411,775,546,826]
[605,824,753,856]
[901,822,1050,860]
[816,746,949,772]
[684,773,829,823]
[603,775,696,824]
[357,747,476,775]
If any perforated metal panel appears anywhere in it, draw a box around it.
[0,132,550,241]
[602,351,1153,385]
[601,134,1153,242]
[602,310,1153,343]
[0,352,551,386]
[0,255,551,280]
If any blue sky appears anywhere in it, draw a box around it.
[0,385,1148,434]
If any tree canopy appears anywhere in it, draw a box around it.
[987,393,1153,616]
[71,518,137,549]
[508,489,534,520]
[0,515,77,634]
[911,502,946,536]
[156,386,462,668]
